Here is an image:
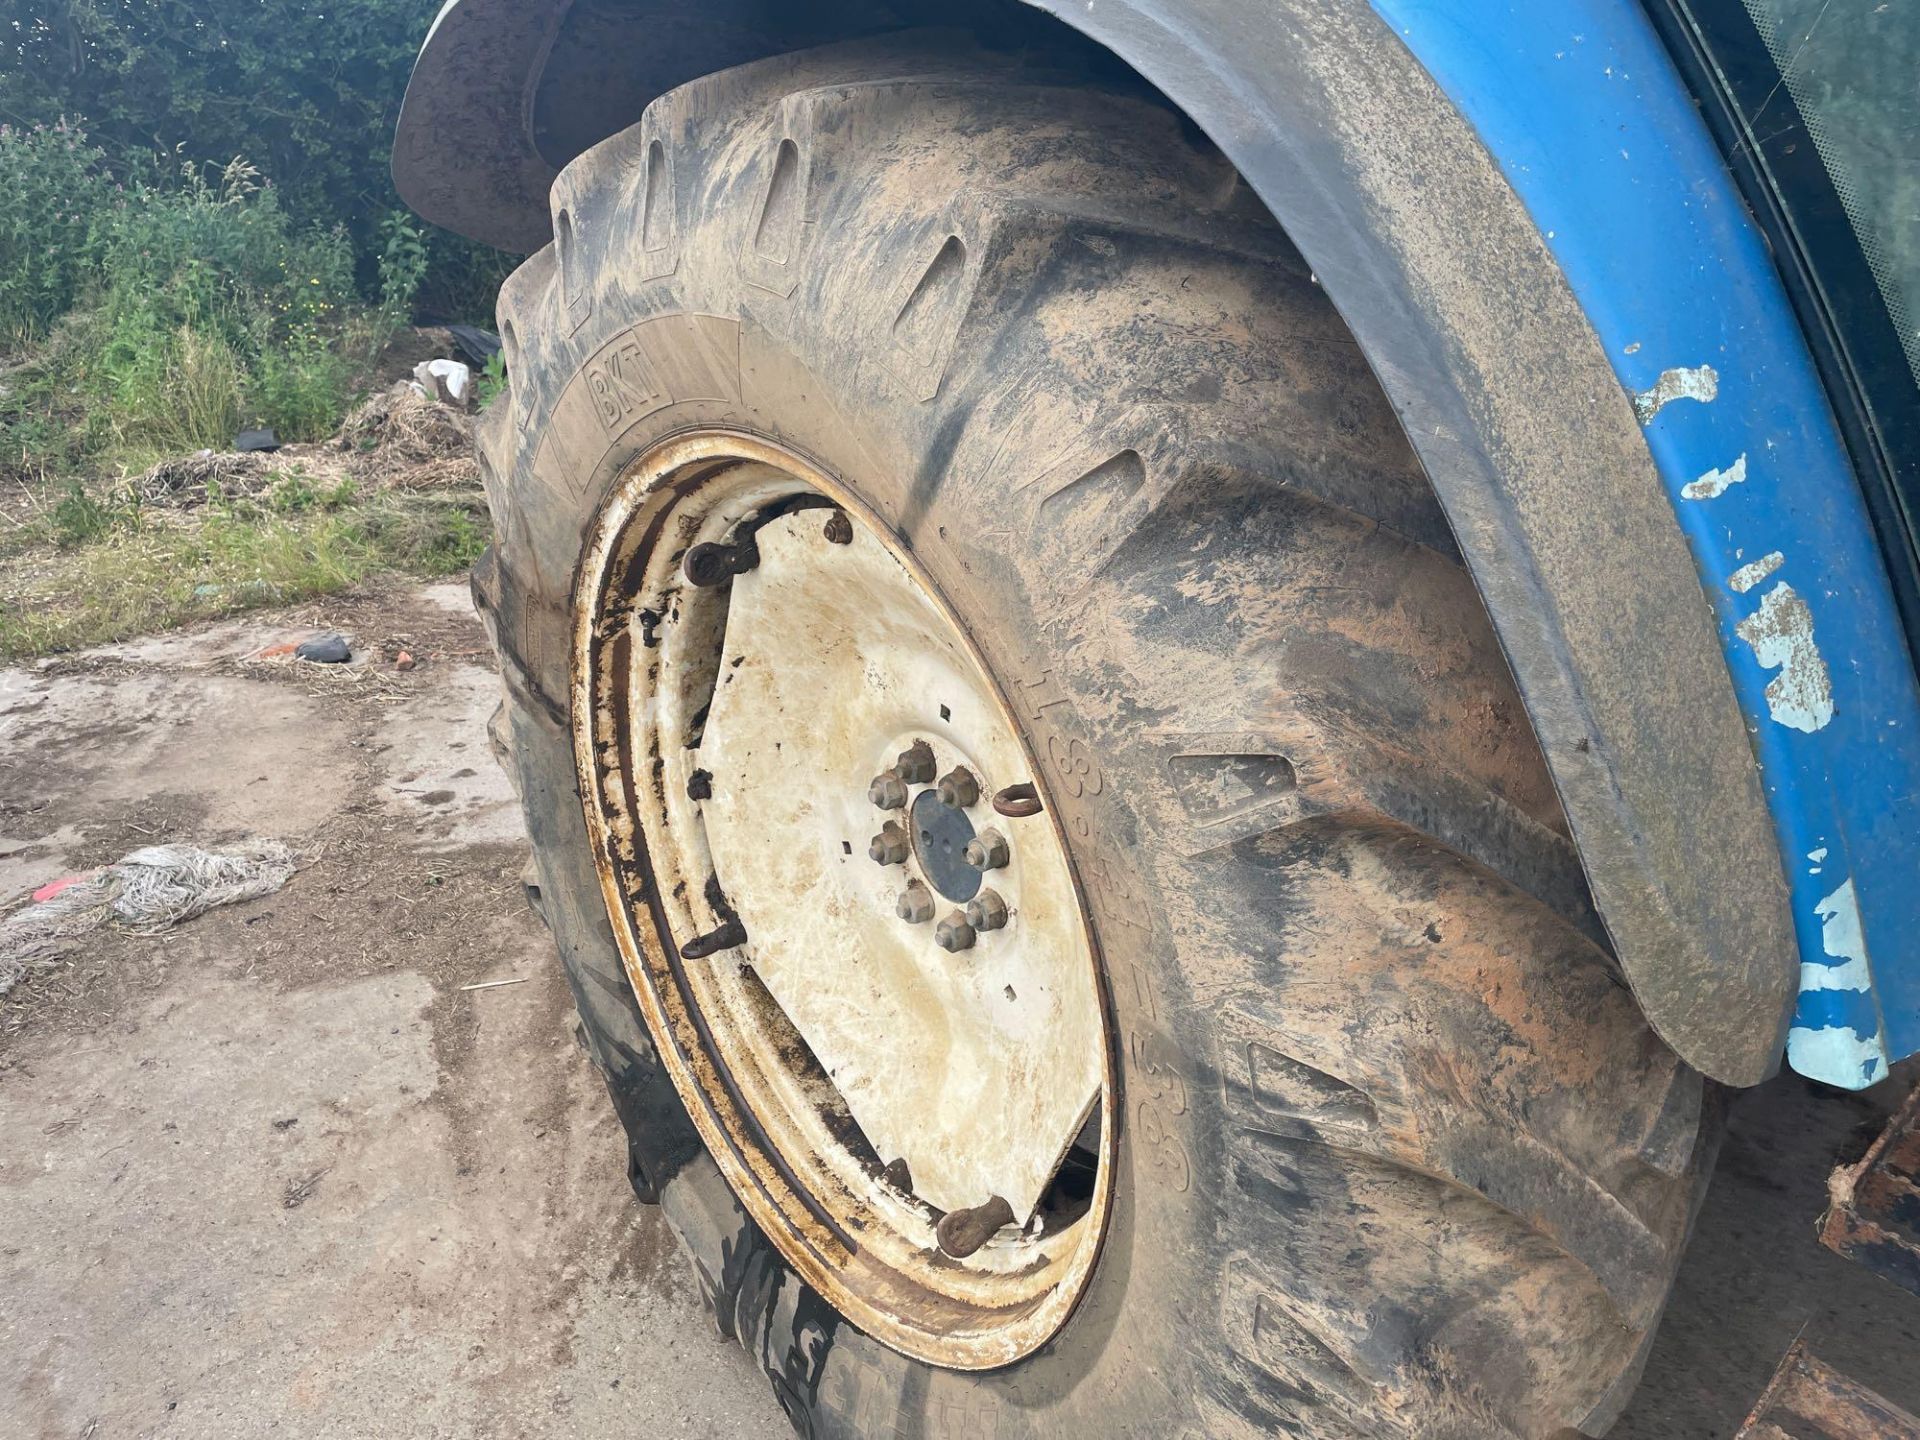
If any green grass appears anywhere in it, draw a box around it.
[0,121,495,665]
[1,139,400,490]
[0,491,488,661]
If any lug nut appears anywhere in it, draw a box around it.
[868,822,909,866]
[896,882,934,923]
[936,766,980,809]
[895,740,936,785]
[682,538,759,588]
[965,888,1008,932]
[935,910,977,952]
[963,828,1009,871]
[936,1195,1015,1258]
[822,511,853,545]
[868,769,909,809]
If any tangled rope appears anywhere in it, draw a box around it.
[0,842,298,997]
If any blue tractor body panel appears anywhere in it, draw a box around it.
[1370,0,1920,1086]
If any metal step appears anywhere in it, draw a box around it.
[1821,1084,1920,1297]
[1736,1339,1920,1439]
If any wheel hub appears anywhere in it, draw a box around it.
[909,788,981,902]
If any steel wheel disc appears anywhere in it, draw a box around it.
[572,432,1114,1369]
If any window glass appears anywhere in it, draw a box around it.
[1743,0,1920,386]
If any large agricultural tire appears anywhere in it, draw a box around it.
[472,32,1715,1439]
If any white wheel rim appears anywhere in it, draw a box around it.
[572,432,1114,1368]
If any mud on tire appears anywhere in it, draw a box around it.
[472,32,1712,1439]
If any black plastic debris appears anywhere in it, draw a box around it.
[234,427,281,453]
[446,324,502,369]
[294,633,352,664]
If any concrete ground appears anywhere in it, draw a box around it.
[0,582,1914,1438]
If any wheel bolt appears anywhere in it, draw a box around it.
[896,881,934,923]
[823,511,853,545]
[868,822,909,866]
[935,910,977,952]
[868,769,908,809]
[936,766,980,808]
[963,828,1009,871]
[895,740,936,785]
[965,888,1008,932]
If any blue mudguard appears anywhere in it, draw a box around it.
[1370,0,1920,1086]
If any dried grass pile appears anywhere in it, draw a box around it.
[336,382,479,489]
[134,450,272,508]
[131,379,480,510]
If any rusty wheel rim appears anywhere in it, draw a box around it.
[571,432,1115,1369]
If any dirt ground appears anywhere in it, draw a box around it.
[0,583,787,1439]
[1,582,1916,1438]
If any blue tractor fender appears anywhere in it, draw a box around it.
[394,0,1920,1089]
[1348,0,1920,1091]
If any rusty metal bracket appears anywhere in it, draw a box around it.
[1821,1084,1920,1297]
[1736,1338,1920,1439]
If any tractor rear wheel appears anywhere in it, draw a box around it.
[474,33,1713,1438]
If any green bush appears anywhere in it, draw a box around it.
[251,324,352,442]
[376,211,430,333]
[51,481,136,547]
[0,120,110,344]
[476,350,508,408]
[1,142,375,469]
[3,2,419,274]
[2,3,512,324]
[267,468,358,514]
[98,157,355,341]
[94,319,246,455]
[0,307,123,492]
[68,158,362,452]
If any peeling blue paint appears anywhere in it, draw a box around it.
[1632,364,1719,424]
[1683,453,1748,501]
[1787,876,1887,1086]
[1792,898,1884,1087]
[1728,551,1784,595]
[1734,580,1835,734]
[1369,0,1920,1086]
